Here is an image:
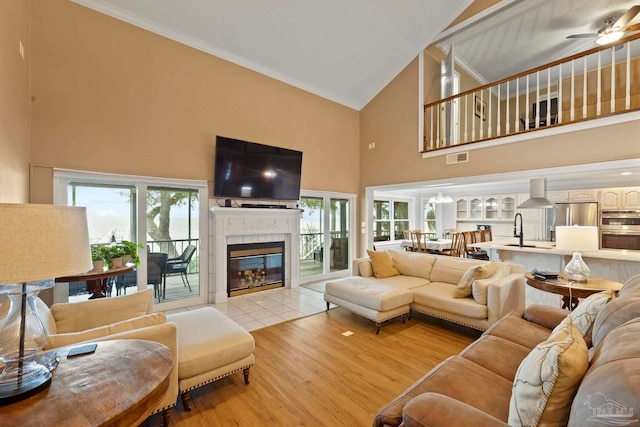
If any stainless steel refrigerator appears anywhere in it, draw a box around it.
[546,202,599,241]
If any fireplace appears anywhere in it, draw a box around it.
[227,241,285,296]
[209,205,300,304]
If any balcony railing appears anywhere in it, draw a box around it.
[424,34,640,152]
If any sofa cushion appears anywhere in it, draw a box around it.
[485,310,553,349]
[455,262,498,298]
[412,282,488,320]
[429,256,483,286]
[508,317,588,427]
[570,290,616,347]
[45,312,166,350]
[388,250,437,280]
[367,250,399,278]
[373,356,513,427]
[357,259,374,277]
[569,317,640,427]
[459,334,533,382]
[52,289,154,334]
[325,277,414,311]
[167,307,255,381]
[471,264,512,305]
[591,289,640,348]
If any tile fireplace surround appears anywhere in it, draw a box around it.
[209,205,301,304]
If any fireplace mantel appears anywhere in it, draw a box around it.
[208,205,301,303]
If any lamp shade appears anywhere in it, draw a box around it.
[555,226,599,252]
[0,203,92,284]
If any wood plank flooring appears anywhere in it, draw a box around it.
[142,308,481,427]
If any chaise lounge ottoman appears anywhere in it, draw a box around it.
[324,276,417,333]
[167,307,255,410]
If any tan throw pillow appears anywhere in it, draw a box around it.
[454,262,497,298]
[358,260,374,277]
[508,317,588,427]
[471,263,512,305]
[366,250,399,278]
[570,290,616,347]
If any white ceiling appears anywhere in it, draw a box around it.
[438,0,640,84]
[72,0,471,110]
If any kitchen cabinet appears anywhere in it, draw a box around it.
[469,197,483,219]
[547,191,569,203]
[455,197,469,219]
[484,196,499,219]
[601,187,640,209]
[568,189,598,202]
[500,196,516,219]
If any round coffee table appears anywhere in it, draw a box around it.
[2,339,173,426]
[525,272,623,310]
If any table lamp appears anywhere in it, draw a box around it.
[0,203,91,405]
[555,225,599,282]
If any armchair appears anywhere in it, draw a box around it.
[165,245,196,294]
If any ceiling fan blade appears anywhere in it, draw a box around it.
[624,22,640,32]
[614,5,640,29]
[567,33,598,39]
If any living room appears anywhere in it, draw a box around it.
[2,0,640,426]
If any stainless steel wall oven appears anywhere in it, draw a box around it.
[600,210,640,250]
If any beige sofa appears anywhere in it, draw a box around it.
[373,276,640,427]
[324,250,525,333]
[34,289,255,425]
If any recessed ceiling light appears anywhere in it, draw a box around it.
[621,172,633,176]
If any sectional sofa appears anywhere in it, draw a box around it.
[324,250,526,333]
[373,276,640,427]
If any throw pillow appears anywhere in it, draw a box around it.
[358,260,374,277]
[454,262,497,298]
[570,290,616,347]
[471,263,512,305]
[366,250,399,279]
[508,317,589,427]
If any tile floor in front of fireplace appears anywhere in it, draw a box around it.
[163,281,330,332]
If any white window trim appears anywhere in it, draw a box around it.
[53,168,208,310]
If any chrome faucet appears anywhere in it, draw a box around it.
[514,213,523,247]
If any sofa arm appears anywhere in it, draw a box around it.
[487,273,526,324]
[523,304,568,330]
[402,393,509,427]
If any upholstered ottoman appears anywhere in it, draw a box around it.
[324,277,413,333]
[167,307,255,410]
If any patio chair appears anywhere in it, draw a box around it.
[147,252,168,302]
[165,245,196,294]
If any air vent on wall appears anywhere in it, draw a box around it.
[446,152,469,165]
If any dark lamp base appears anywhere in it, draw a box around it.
[0,364,52,406]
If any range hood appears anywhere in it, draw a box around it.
[517,178,555,209]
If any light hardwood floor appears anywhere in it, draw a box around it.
[142,308,481,427]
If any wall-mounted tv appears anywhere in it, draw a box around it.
[214,136,303,201]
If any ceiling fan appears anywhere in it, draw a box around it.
[567,5,640,45]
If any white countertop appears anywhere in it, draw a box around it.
[476,239,640,262]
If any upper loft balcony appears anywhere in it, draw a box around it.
[423,33,640,154]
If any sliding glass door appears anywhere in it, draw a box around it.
[299,192,354,282]
[55,170,207,309]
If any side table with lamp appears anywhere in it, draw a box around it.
[0,203,92,405]
[525,225,622,310]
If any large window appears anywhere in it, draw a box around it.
[424,202,436,235]
[55,170,208,309]
[374,199,409,241]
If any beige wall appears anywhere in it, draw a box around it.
[30,0,360,199]
[0,0,31,203]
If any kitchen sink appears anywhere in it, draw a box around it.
[503,243,552,249]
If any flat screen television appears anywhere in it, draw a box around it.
[214,136,303,201]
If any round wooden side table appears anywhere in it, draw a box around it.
[525,272,623,310]
[2,339,173,427]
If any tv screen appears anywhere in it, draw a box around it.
[214,136,303,201]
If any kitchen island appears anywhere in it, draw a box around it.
[476,239,640,307]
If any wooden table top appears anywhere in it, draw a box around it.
[2,339,173,427]
[55,265,135,283]
[525,272,623,299]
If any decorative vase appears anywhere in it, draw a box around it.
[92,260,105,272]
